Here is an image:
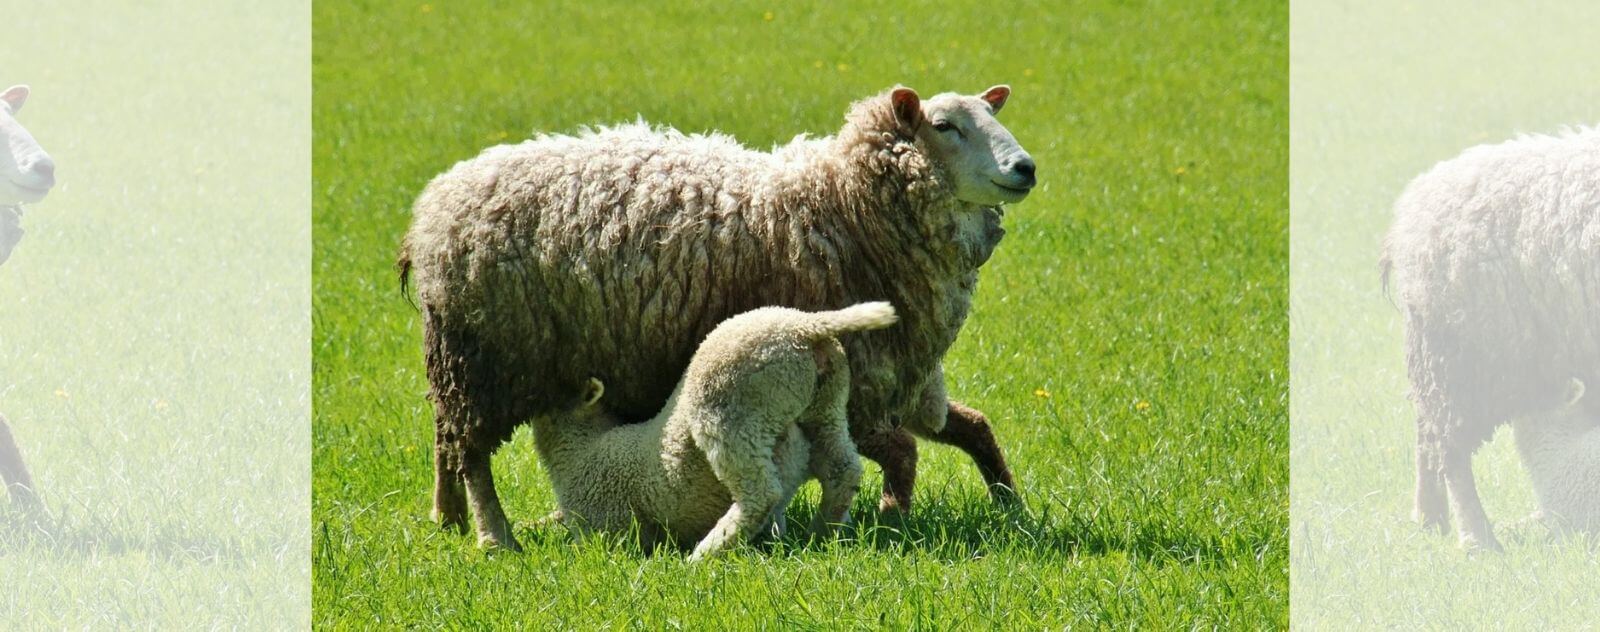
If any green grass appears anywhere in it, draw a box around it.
[0,1,309,628]
[1290,1,1600,628]
[313,0,1286,627]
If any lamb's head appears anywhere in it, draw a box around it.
[892,85,1036,206]
[1,85,56,205]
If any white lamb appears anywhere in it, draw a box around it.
[1513,379,1600,537]
[532,302,898,560]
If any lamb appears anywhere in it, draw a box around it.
[401,85,1037,550]
[535,302,893,560]
[1512,379,1600,537]
[2,83,55,512]
[1381,127,1600,550]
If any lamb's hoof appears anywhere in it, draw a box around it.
[1412,507,1449,535]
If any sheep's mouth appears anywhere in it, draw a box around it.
[991,181,1032,198]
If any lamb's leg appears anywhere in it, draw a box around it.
[1413,421,1449,532]
[1442,441,1502,552]
[690,426,785,561]
[853,427,918,516]
[462,450,521,552]
[431,436,468,533]
[924,401,1019,505]
[802,417,863,534]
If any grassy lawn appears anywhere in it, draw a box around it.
[313,1,1286,627]
[0,2,309,628]
[1290,1,1600,628]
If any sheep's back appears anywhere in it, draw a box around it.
[1386,129,1600,428]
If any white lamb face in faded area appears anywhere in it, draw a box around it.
[1,85,57,205]
[895,85,1036,205]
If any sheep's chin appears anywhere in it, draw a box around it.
[0,180,49,204]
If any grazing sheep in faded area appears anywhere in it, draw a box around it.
[401,85,1037,550]
[1381,127,1600,550]
[1513,379,1600,537]
[536,303,894,561]
[2,83,57,513]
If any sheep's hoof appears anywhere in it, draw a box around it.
[989,483,1023,508]
[1459,532,1504,554]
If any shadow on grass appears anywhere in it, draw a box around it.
[500,491,1278,567]
[1,503,265,563]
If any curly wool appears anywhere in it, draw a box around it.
[1382,127,1600,547]
[1513,387,1600,536]
[533,303,892,560]
[404,90,1004,477]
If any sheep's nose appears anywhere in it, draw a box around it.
[1010,157,1036,187]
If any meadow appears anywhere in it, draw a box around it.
[1290,1,1600,628]
[312,1,1287,627]
[0,2,309,627]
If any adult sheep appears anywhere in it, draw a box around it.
[1381,127,1600,551]
[2,83,56,513]
[401,85,1037,550]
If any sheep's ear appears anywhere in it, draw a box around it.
[980,85,1010,114]
[890,87,922,129]
[1,85,28,113]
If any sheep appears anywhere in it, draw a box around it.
[0,84,57,266]
[1381,127,1600,551]
[2,84,54,513]
[400,85,1036,550]
[535,302,894,560]
[1512,379,1600,537]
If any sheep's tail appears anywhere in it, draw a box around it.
[1378,237,1397,310]
[805,301,899,338]
[396,239,418,311]
[0,413,41,511]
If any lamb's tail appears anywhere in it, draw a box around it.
[804,301,899,338]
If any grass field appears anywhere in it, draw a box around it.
[313,1,1287,627]
[0,2,309,628]
[1290,1,1600,628]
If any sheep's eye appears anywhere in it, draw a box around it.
[932,121,954,133]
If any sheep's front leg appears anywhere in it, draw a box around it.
[931,401,1019,505]
[854,427,918,516]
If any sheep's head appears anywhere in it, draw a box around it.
[893,85,1035,206]
[0,85,56,205]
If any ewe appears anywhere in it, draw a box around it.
[1382,127,1599,550]
[402,85,1037,550]
[535,303,894,560]
[1,83,56,511]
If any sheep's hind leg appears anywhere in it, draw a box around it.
[1442,442,1502,552]
[432,441,468,534]
[1413,421,1449,532]
[462,450,521,552]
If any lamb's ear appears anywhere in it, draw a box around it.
[980,85,1010,114]
[890,87,922,130]
[1,85,29,113]
[582,378,605,407]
